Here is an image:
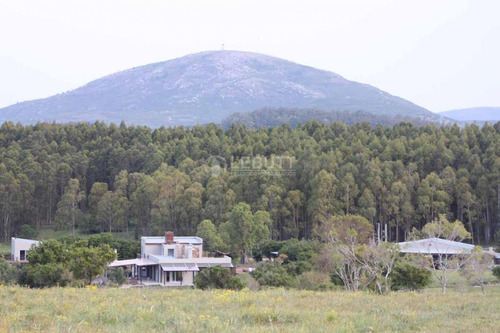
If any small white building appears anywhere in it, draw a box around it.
[11,237,40,262]
[108,231,233,286]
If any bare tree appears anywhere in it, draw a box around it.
[460,246,494,295]
[361,242,400,294]
[410,215,471,294]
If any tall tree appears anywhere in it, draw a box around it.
[54,178,85,235]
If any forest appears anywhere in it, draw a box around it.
[221,108,438,129]
[0,120,498,247]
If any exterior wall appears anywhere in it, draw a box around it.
[143,244,162,257]
[11,238,39,262]
[183,271,194,286]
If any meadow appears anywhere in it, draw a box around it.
[0,285,499,332]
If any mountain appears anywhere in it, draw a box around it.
[440,107,500,122]
[0,50,445,127]
[222,108,437,129]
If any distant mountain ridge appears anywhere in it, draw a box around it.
[440,107,500,122]
[0,50,447,127]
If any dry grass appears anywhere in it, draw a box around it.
[0,285,499,332]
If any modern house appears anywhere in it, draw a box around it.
[397,238,500,264]
[108,231,233,286]
[11,237,40,263]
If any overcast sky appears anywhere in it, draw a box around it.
[0,0,499,112]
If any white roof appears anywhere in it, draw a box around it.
[160,263,199,272]
[12,237,40,245]
[398,238,500,258]
[108,258,156,267]
[142,236,203,245]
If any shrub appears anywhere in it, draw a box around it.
[492,266,500,281]
[284,260,313,275]
[391,259,431,291]
[194,266,244,290]
[19,263,72,288]
[18,225,39,239]
[296,271,332,290]
[108,267,127,285]
[250,263,295,288]
[280,239,315,262]
[0,259,18,285]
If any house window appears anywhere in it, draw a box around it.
[167,249,174,257]
[172,271,182,282]
[20,250,26,261]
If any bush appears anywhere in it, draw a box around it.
[391,259,431,291]
[284,260,313,275]
[108,267,127,285]
[253,240,284,261]
[194,266,244,290]
[492,266,500,281]
[296,271,333,290]
[250,263,295,288]
[280,239,315,262]
[0,259,19,285]
[19,263,72,288]
[18,225,39,239]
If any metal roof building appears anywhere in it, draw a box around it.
[397,238,500,264]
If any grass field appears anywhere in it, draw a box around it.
[0,285,499,332]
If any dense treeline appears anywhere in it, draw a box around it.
[221,108,439,129]
[0,120,498,245]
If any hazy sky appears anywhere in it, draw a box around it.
[0,0,499,112]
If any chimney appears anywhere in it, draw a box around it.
[165,231,174,244]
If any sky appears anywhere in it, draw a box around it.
[0,0,499,112]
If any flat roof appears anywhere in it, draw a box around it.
[12,237,40,244]
[398,238,500,258]
[142,236,203,245]
[108,258,156,267]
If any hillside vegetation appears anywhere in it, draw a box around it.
[222,108,441,129]
[0,286,499,332]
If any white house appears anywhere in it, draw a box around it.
[397,238,500,264]
[108,231,233,286]
[11,237,40,262]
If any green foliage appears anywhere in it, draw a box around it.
[421,214,471,241]
[226,203,270,263]
[0,259,18,285]
[196,220,224,252]
[20,263,72,288]
[318,215,374,245]
[21,238,116,287]
[0,121,498,246]
[87,233,140,259]
[280,239,315,262]
[391,259,432,291]
[108,267,127,285]
[252,239,283,262]
[17,225,39,239]
[295,271,334,290]
[194,266,244,290]
[27,239,68,265]
[492,266,500,281]
[251,263,295,288]
[69,243,117,285]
